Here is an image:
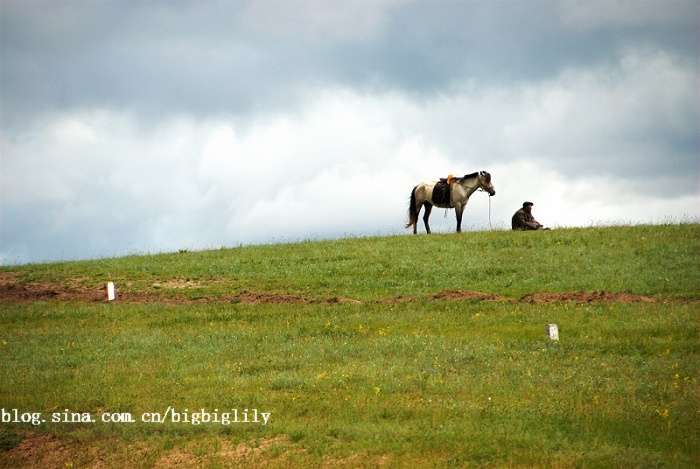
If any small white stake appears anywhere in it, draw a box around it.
[546,324,559,340]
[106,282,116,301]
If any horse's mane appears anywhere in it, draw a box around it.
[461,171,491,183]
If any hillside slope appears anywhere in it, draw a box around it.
[2,224,698,302]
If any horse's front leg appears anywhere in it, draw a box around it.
[455,204,466,232]
[422,202,433,234]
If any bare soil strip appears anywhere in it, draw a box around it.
[0,272,670,305]
[1,431,307,469]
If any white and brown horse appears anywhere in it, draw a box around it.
[406,171,495,234]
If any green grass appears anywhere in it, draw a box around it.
[9,224,700,300]
[1,224,699,467]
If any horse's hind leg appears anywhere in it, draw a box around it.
[422,202,433,234]
[411,201,420,234]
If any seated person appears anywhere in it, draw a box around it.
[512,201,547,230]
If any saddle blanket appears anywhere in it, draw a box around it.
[432,177,453,206]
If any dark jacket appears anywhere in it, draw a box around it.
[512,208,542,230]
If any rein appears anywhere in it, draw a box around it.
[488,193,492,230]
[475,187,493,231]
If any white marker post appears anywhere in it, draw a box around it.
[106,282,116,301]
[546,324,559,341]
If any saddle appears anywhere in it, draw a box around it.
[431,174,455,206]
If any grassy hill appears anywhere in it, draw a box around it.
[1,224,698,467]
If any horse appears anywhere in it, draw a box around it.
[406,171,495,234]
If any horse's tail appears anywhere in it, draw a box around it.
[406,186,418,229]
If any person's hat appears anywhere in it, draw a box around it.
[523,201,534,207]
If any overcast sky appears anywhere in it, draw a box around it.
[2,0,698,265]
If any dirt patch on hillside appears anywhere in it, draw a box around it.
[0,272,671,305]
[0,273,363,306]
[120,291,362,306]
[428,290,504,302]
[520,291,656,304]
[381,290,660,305]
[226,291,361,305]
[1,432,76,469]
[0,272,105,303]
[139,435,309,468]
[151,278,232,289]
[1,432,305,468]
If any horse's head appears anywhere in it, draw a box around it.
[478,171,496,196]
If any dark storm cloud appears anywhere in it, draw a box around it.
[331,2,589,90]
[2,1,257,125]
[3,0,697,125]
